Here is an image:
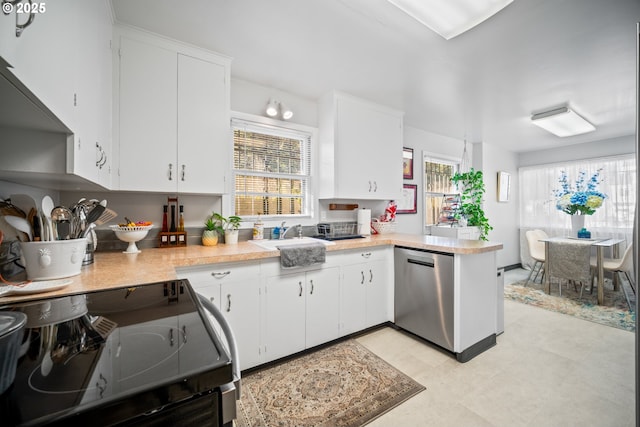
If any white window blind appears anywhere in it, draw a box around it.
[232,118,311,217]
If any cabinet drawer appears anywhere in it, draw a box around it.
[177,261,260,287]
[336,246,390,265]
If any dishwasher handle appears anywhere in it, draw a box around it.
[407,258,435,268]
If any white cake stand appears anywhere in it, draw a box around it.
[110,225,153,253]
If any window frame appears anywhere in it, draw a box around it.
[422,151,460,229]
[230,112,316,222]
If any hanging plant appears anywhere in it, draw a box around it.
[451,168,493,241]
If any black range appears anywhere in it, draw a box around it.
[0,279,237,426]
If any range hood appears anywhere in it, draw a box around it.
[0,56,70,134]
[0,57,108,191]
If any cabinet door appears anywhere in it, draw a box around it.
[366,261,392,327]
[220,280,262,370]
[118,36,177,192]
[115,318,179,393]
[339,263,367,336]
[264,273,306,362]
[71,0,112,188]
[177,54,228,194]
[333,95,403,200]
[305,267,340,348]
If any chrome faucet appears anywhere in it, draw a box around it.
[280,223,302,239]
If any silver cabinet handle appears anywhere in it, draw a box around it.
[212,271,231,278]
[368,181,372,192]
[226,294,231,312]
[360,271,365,284]
[361,252,372,258]
[96,373,107,398]
[298,281,303,297]
[309,279,314,295]
[169,328,174,347]
[369,269,373,283]
[373,181,378,192]
[181,164,186,181]
[182,325,187,344]
[168,163,173,181]
[15,0,35,37]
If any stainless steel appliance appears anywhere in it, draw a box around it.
[0,279,239,426]
[394,247,455,352]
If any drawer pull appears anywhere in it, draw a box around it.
[309,280,314,295]
[212,271,231,278]
[360,271,365,284]
[369,269,373,283]
[169,328,174,347]
[361,252,372,258]
[182,325,187,343]
[299,281,303,297]
[226,294,232,312]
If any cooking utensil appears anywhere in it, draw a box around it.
[42,196,54,241]
[95,208,117,226]
[40,325,55,377]
[51,206,74,240]
[4,215,33,241]
[86,204,106,225]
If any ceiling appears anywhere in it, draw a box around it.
[110,0,640,153]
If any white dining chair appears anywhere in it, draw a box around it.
[525,229,547,286]
[588,243,635,304]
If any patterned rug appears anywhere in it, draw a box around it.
[505,278,636,332]
[235,340,425,427]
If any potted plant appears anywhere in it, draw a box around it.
[451,168,493,241]
[208,212,242,245]
[202,214,224,246]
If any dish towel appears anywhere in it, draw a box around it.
[547,241,592,283]
[279,242,326,268]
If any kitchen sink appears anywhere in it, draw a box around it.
[249,237,335,251]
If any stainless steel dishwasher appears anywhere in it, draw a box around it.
[394,247,454,352]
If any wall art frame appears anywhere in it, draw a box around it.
[398,183,418,214]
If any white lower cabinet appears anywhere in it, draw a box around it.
[339,247,393,336]
[264,267,340,363]
[178,262,262,371]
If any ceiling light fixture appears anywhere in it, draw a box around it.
[280,102,293,120]
[265,99,279,117]
[387,0,513,40]
[531,106,596,137]
[264,99,293,120]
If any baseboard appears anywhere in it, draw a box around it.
[502,263,523,271]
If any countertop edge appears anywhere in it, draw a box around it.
[0,233,502,304]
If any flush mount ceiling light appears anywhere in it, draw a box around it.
[531,107,596,137]
[264,99,293,120]
[387,0,513,40]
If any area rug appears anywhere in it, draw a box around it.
[235,340,425,427]
[505,278,636,332]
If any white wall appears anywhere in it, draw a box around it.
[518,135,634,167]
[395,126,466,234]
[474,142,520,268]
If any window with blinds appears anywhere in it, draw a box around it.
[423,156,459,225]
[232,119,311,217]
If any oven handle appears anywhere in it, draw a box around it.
[197,294,241,400]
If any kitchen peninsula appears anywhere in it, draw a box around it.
[1,233,502,366]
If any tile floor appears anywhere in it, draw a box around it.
[357,268,636,427]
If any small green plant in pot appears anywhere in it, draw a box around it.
[202,215,224,246]
[209,213,242,244]
[451,168,493,241]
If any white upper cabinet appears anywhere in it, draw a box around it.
[318,91,404,200]
[115,27,231,194]
[0,0,113,189]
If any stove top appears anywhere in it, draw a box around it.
[0,280,233,426]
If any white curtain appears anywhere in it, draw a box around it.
[519,154,636,267]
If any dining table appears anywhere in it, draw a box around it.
[541,236,625,305]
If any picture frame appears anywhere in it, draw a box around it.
[398,184,418,214]
[497,171,510,202]
[402,147,414,180]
